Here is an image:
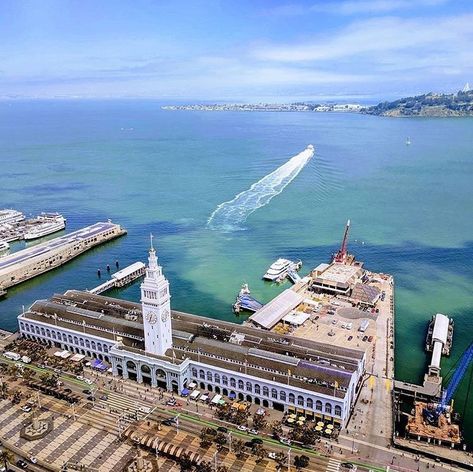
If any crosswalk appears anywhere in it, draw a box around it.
[326,458,341,472]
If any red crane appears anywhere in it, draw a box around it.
[333,219,350,263]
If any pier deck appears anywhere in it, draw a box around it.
[0,221,126,292]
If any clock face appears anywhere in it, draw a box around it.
[146,311,158,324]
[161,308,169,322]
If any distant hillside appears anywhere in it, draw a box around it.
[365,90,473,117]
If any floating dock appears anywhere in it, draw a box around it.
[0,221,126,294]
[89,262,145,294]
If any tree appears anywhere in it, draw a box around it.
[252,444,266,463]
[214,432,227,451]
[200,427,214,448]
[252,411,267,431]
[232,438,245,458]
[294,455,310,470]
[195,460,212,472]
[0,382,9,399]
[270,420,283,440]
[179,453,194,472]
[217,466,228,472]
[0,448,14,468]
[275,452,287,470]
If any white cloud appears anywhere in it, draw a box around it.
[253,14,473,65]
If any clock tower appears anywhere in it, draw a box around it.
[141,235,172,356]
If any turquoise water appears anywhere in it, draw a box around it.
[1,100,472,439]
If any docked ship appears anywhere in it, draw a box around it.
[0,240,9,253]
[263,258,302,282]
[0,209,25,226]
[23,213,66,241]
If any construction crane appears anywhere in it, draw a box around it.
[424,342,473,424]
[333,219,351,263]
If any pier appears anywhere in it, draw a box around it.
[0,221,126,294]
[90,262,145,294]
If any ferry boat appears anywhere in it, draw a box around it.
[23,213,66,241]
[0,240,9,252]
[0,209,25,225]
[263,258,302,282]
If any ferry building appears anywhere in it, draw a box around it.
[17,242,365,427]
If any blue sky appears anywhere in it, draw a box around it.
[1,0,472,100]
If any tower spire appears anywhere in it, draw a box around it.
[150,233,154,251]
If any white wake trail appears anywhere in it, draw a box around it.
[207,145,315,231]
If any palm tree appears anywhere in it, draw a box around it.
[179,453,194,472]
[0,448,14,468]
[199,427,214,448]
[271,420,283,440]
[0,382,9,399]
[214,432,227,451]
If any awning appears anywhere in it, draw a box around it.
[70,354,85,362]
[181,388,190,396]
[229,392,236,399]
[190,390,200,399]
[92,359,107,371]
[211,395,222,404]
[188,382,197,388]
[200,395,208,402]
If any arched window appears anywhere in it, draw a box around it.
[156,369,166,378]
[246,382,252,392]
[238,380,244,390]
[63,334,67,341]
[271,388,278,399]
[316,400,322,411]
[85,340,90,348]
[307,398,314,409]
[36,327,40,334]
[126,361,136,371]
[104,345,109,353]
[262,386,269,397]
[214,373,220,384]
[91,341,96,350]
[51,331,56,339]
[141,365,151,374]
[254,384,261,394]
[73,336,78,345]
[199,369,205,379]
[222,375,228,386]
[79,339,84,346]
[192,368,198,378]
[230,378,236,388]
[297,395,304,406]
[325,403,332,414]
[288,393,295,404]
[207,371,212,381]
[41,328,45,336]
[279,391,286,401]
[97,343,103,352]
[335,405,342,416]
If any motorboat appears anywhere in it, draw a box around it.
[263,258,302,282]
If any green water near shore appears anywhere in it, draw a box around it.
[0,100,472,440]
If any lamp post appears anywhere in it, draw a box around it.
[288,447,291,472]
[213,450,218,471]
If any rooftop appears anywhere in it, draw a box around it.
[20,290,365,398]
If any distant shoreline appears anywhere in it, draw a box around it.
[163,89,473,117]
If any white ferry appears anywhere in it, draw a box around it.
[0,240,9,252]
[23,213,66,241]
[263,258,302,282]
[0,209,25,225]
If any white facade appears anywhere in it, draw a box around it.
[141,239,172,356]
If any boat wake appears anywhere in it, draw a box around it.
[207,145,314,231]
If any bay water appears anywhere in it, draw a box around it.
[0,100,471,440]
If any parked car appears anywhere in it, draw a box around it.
[99,394,108,400]
[84,378,93,385]
[29,457,37,464]
[368,336,373,342]
[16,460,28,469]
[362,336,368,342]
[268,452,277,459]
[82,389,92,395]
[348,336,353,341]
[249,429,259,435]
[21,405,32,413]
[341,463,357,470]
[87,396,96,402]
[279,438,291,445]
[237,425,247,431]
[217,426,228,433]
[251,438,263,445]
[162,419,173,426]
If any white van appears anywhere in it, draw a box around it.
[3,352,21,361]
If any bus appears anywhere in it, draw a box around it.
[3,352,21,361]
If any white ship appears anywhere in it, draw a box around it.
[0,209,25,225]
[0,240,9,252]
[23,213,66,241]
[263,258,302,282]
